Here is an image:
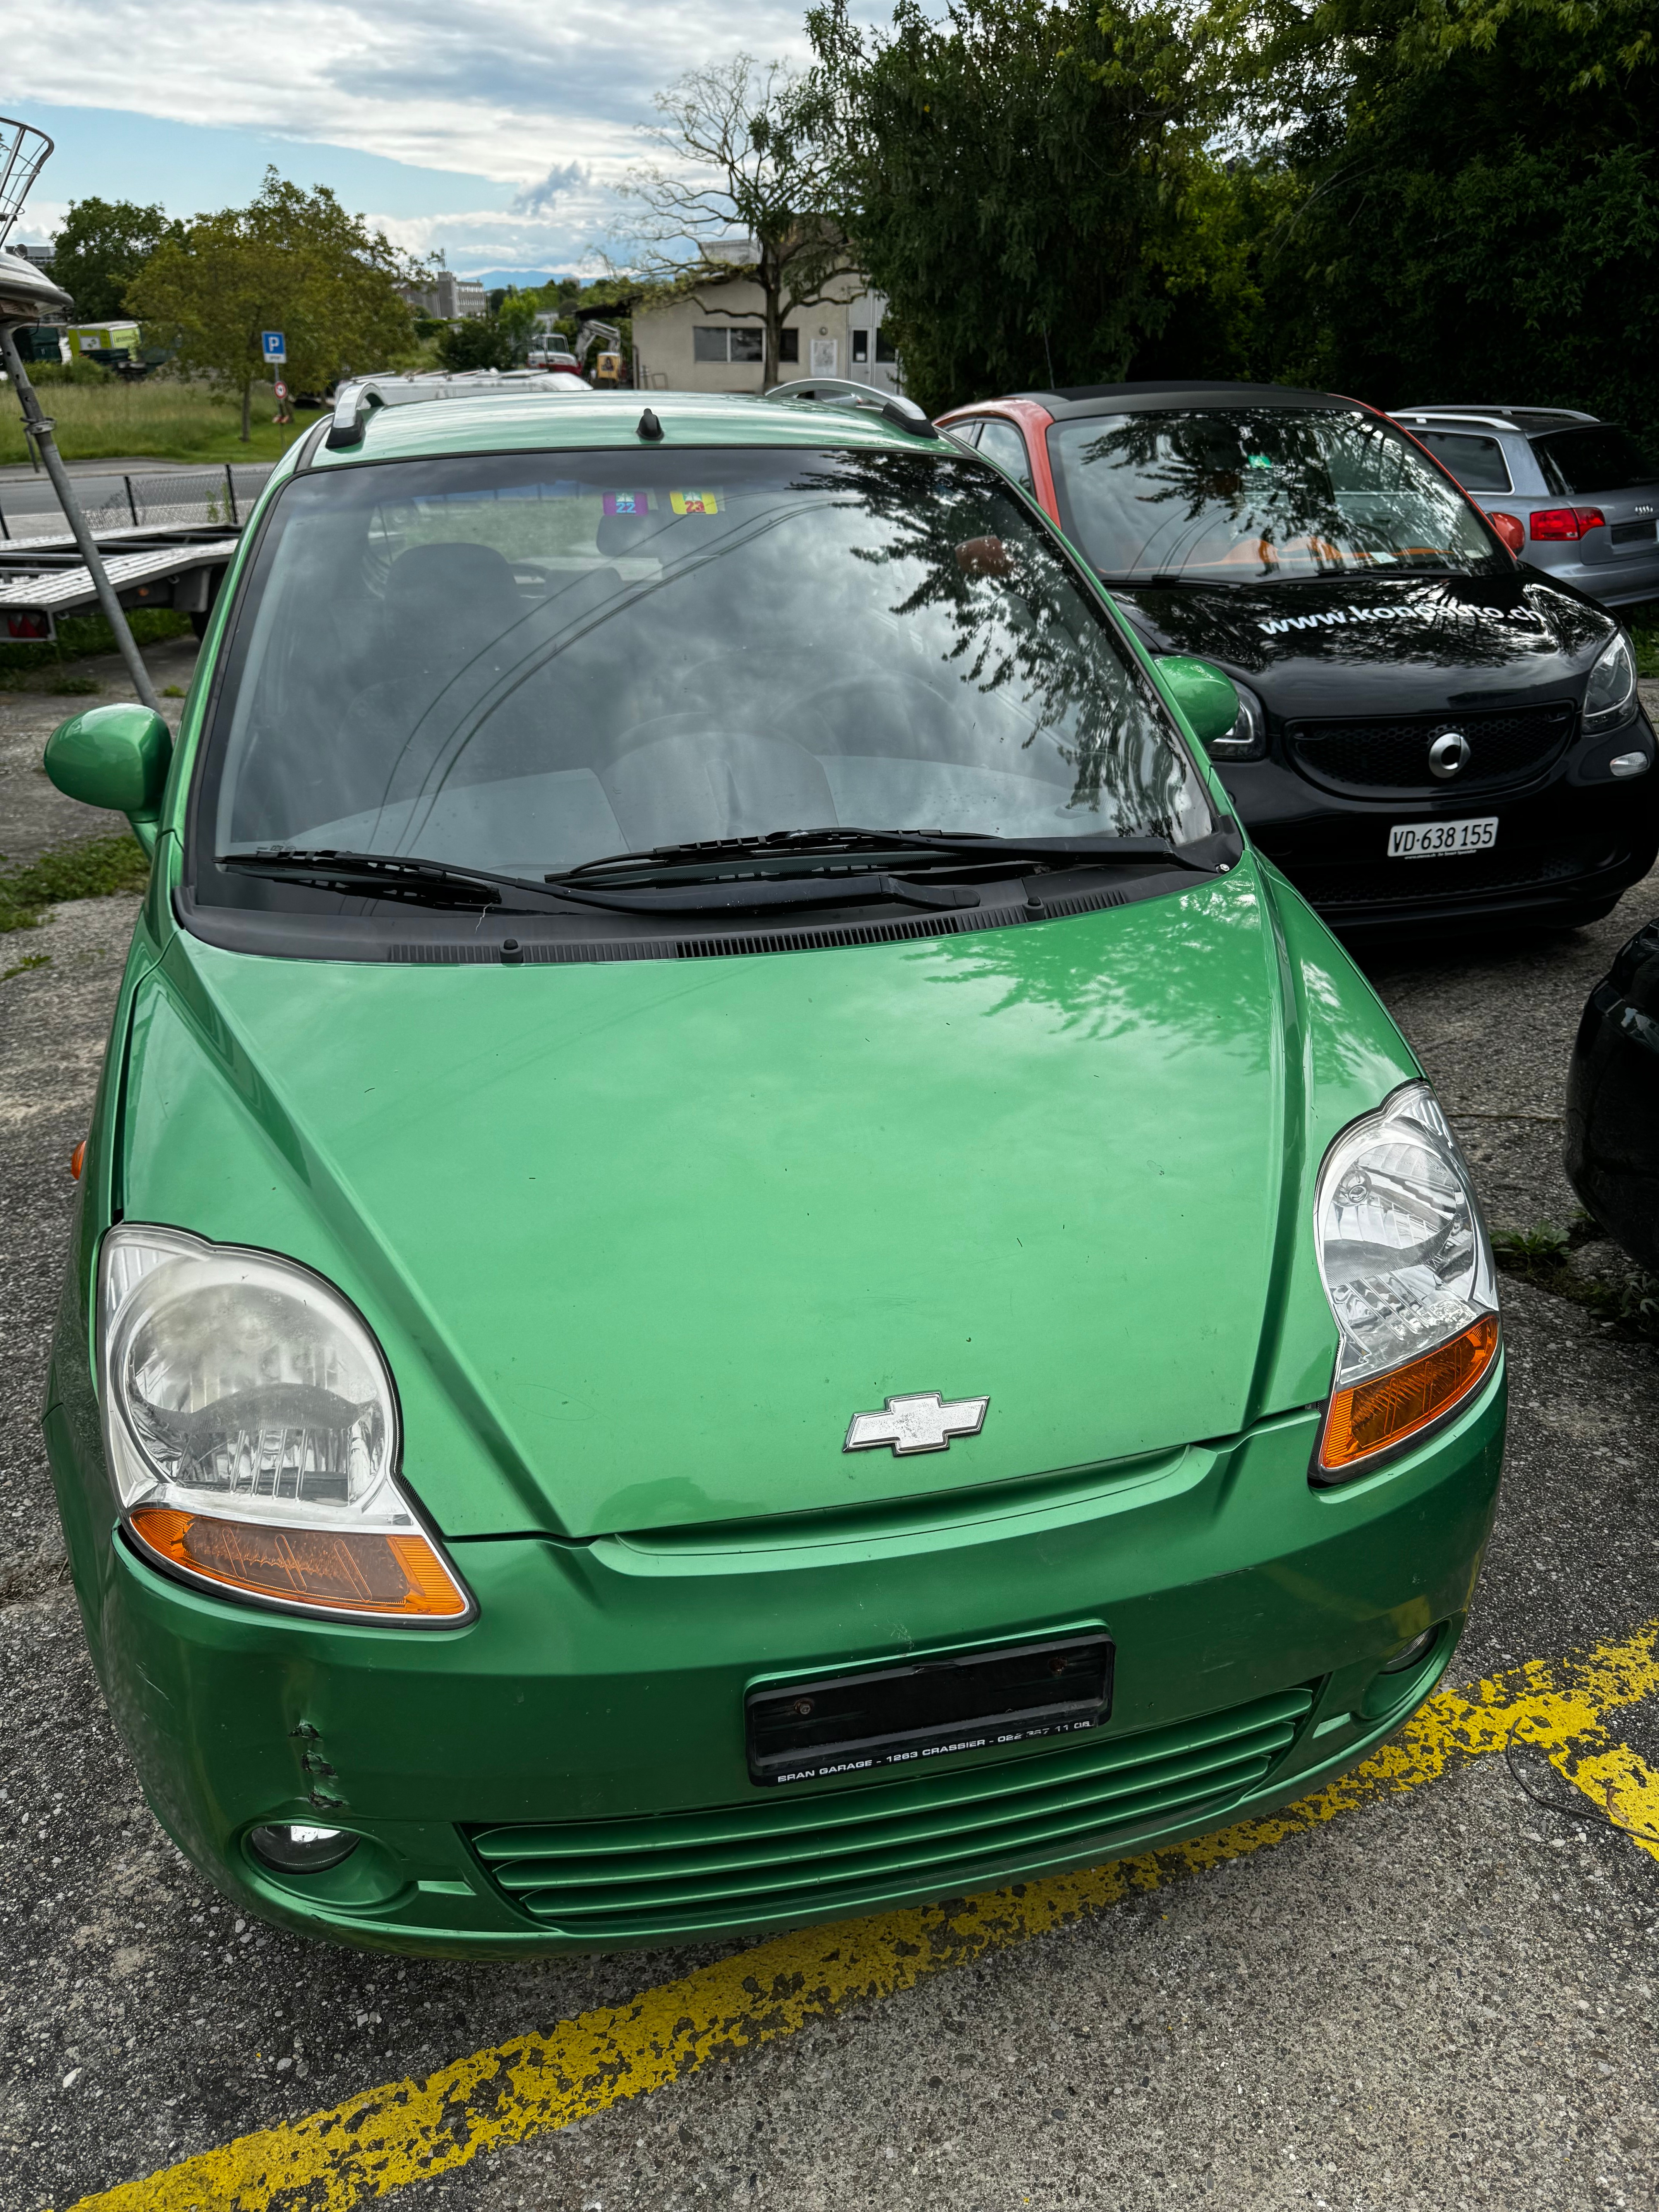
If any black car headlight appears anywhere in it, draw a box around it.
[1205,677,1267,762]
[1583,632,1637,737]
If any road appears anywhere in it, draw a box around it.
[0,460,272,539]
[2,643,1658,2211]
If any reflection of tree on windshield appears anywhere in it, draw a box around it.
[790,453,1201,837]
[1058,411,1500,583]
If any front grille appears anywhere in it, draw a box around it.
[1610,519,1657,547]
[468,1686,1314,1939]
[1297,842,1615,911]
[1288,704,1575,796]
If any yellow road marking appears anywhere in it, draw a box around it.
[62,1619,1659,2212]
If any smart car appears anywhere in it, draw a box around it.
[940,380,1657,935]
[41,381,1504,1954]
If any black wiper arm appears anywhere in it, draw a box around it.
[860,826,1241,872]
[556,828,943,880]
[556,823,1236,884]
[218,848,980,918]
[220,848,572,910]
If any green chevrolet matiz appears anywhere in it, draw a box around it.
[40,380,1505,1955]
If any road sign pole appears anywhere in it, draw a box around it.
[0,323,161,713]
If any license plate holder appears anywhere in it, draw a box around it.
[1388,816,1498,858]
[745,1632,1114,1786]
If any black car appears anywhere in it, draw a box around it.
[1566,917,1659,1272]
[940,380,1658,934]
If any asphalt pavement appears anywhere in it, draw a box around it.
[2,648,1658,2211]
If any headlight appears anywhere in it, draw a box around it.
[1205,677,1267,762]
[99,1227,471,1622]
[1583,632,1637,736]
[1312,1083,1499,1479]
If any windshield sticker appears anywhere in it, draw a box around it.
[669,490,722,515]
[602,492,651,517]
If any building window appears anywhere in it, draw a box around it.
[851,329,869,363]
[779,328,799,363]
[693,326,765,363]
[876,325,898,363]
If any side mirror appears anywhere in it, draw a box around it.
[1156,656,1243,751]
[44,703,172,852]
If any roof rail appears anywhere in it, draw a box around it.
[1398,404,1599,427]
[325,366,591,451]
[763,377,938,440]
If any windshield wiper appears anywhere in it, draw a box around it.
[218,847,981,917]
[556,824,1235,884]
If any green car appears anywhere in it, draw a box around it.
[41,384,1504,1955]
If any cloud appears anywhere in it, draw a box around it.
[512,161,590,215]
[6,0,897,272]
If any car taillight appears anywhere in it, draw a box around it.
[1484,510,1525,555]
[1529,507,1606,541]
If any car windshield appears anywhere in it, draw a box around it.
[197,446,1211,891]
[1045,407,1502,584]
[1533,425,1659,496]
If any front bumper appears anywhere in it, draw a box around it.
[1228,711,1659,935]
[48,1370,1505,1958]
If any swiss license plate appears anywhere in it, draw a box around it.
[1388,816,1498,859]
[745,1633,1114,1786]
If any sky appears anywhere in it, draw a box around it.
[5,0,890,280]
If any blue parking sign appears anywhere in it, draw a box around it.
[261,331,286,362]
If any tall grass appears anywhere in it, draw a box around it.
[0,377,319,465]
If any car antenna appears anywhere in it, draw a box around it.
[637,407,664,441]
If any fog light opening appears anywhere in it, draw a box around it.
[1379,1625,1440,1675]
[1609,751,1650,780]
[249,1822,361,1874]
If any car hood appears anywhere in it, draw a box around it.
[121,865,1403,1539]
[1108,572,1612,715]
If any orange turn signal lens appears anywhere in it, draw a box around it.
[1318,1315,1500,1476]
[69,1140,86,1181]
[129,1508,471,1620]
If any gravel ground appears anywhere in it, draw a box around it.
[1,666,1657,2210]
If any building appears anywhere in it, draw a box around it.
[397,271,489,322]
[632,264,902,397]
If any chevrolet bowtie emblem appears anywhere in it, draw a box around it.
[843,1391,990,1456]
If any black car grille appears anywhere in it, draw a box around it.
[1295,842,1618,911]
[467,1686,1314,1940]
[1287,704,1575,797]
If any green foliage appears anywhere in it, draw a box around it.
[808,0,1657,427]
[0,836,151,934]
[1219,0,1659,431]
[50,198,183,321]
[23,357,118,387]
[127,168,421,440]
[806,0,1223,412]
[0,608,191,678]
[1626,602,1659,677]
[436,318,520,372]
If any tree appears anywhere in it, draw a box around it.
[437,316,519,372]
[127,168,419,440]
[49,198,182,321]
[617,55,848,388]
[805,0,1221,413]
[1214,0,1659,433]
